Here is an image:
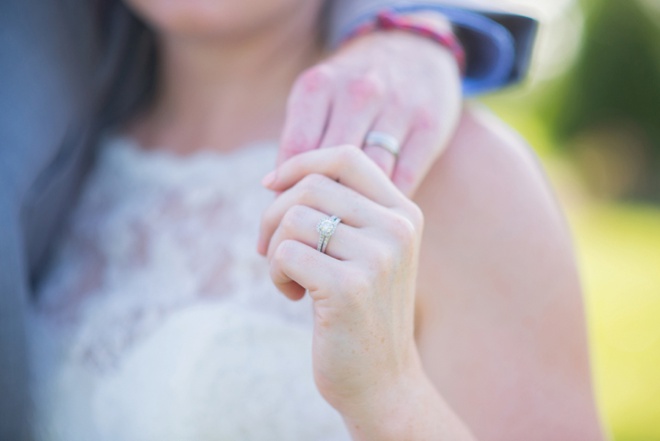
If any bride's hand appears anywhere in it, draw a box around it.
[257,145,424,417]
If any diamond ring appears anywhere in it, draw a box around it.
[364,131,400,157]
[316,215,341,254]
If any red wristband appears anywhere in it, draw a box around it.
[343,10,466,75]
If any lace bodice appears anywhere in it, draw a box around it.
[30,136,351,441]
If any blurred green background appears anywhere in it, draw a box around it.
[486,0,660,439]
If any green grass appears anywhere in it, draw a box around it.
[570,205,660,441]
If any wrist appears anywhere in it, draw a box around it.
[396,10,453,34]
[328,346,476,440]
[341,9,465,76]
[338,357,439,440]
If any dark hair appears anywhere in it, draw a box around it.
[95,0,158,129]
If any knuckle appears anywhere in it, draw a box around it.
[297,64,335,93]
[413,105,439,132]
[387,88,408,110]
[300,172,325,190]
[281,128,311,155]
[371,244,395,269]
[286,64,334,114]
[296,173,326,202]
[347,75,385,108]
[349,75,384,99]
[281,204,307,231]
[404,201,425,232]
[410,202,425,230]
[274,239,297,263]
[386,213,418,245]
[337,144,363,165]
[395,163,417,190]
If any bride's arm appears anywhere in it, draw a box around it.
[257,143,479,440]
[258,107,606,440]
[411,106,608,440]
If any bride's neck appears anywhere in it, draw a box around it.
[129,8,325,154]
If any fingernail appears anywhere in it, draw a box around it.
[261,170,276,188]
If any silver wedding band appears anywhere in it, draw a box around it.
[316,215,341,254]
[364,131,400,157]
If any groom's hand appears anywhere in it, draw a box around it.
[277,12,462,197]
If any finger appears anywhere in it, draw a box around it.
[262,145,403,208]
[362,110,411,178]
[317,74,384,149]
[392,100,462,197]
[267,204,361,262]
[277,66,334,167]
[269,239,343,301]
[391,126,443,198]
[258,173,389,255]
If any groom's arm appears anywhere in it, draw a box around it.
[279,1,540,195]
[327,0,538,95]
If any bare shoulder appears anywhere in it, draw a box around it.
[414,104,576,310]
[415,103,571,248]
[411,105,605,440]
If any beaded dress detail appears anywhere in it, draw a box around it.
[30,136,351,441]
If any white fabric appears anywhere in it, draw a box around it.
[30,136,351,441]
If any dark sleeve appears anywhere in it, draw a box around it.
[0,0,97,437]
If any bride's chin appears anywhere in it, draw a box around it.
[124,0,318,42]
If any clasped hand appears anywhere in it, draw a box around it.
[257,145,424,418]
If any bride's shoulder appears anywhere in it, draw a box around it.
[413,103,578,314]
[414,103,568,248]
[411,106,602,441]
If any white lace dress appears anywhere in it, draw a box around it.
[29,136,352,441]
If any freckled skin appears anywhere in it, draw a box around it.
[346,77,382,111]
[300,68,331,94]
[262,106,604,441]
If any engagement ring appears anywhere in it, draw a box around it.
[316,215,341,254]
